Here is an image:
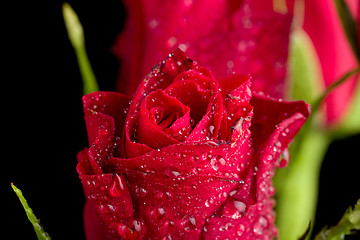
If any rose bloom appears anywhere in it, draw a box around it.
[77,49,309,239]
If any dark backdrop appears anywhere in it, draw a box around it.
[4,1,359,239]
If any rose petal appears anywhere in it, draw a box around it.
[83,200,104,240]
[77,167,135,239]
[124,172,240,239]
[108,135,252,182]
[83,92,131,145]
[165,80,210,124]
[219,74,253,141]
[202,93,310,239]
[124,49,195,158]
[186,93,224,143]
[136,89,190,149]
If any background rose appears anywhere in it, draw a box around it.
[114,0,292,99]
[77,49,309,239]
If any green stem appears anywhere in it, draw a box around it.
[275,130,330,240]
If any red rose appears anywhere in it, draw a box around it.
[114,0,292,99]
[77,49,309,239]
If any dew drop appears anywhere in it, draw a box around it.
[118,223,138,239]
[167,36,177,48]
[109,174,125,197]
[210,157,219,171]
[253,216,268,235]
[158,207,165,215]
[233,201,246,213]
[236,224,245,236]
[229,190,237,196]
[264,155,273,164]
[139,188,148,197]
[189,216,196,225]
[178,43,188,52]
[149,19,159,29]
[133,220,142,232]
[279,148,289,168]
[208,125,215,135]
[181,215,197,231]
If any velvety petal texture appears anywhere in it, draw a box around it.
[114,0,292,99]
[77,50,310,239]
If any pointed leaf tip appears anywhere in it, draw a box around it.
[62,2,99,95]
[62,2,84,48]
[11,183,51,240]
[314,198,360,240]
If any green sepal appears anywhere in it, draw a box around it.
[11,183,51,240]
[334,0,360,62]
[62,2,99,95]
[314,198,360,240]
[287,28,324,104]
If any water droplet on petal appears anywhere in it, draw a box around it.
[109,174,125,197]
[181,215,197,231]
[158,207,165,215]
[189,216,196,225]
[253,216,268,235]
[139,188,148,197]
[118,223,138,239]
[264,155,273,164]
[236,224,245,236]
[133,220,142,232]
[149,19,159,29]
[279,148,289,167]
[167,36,177,48]
[209,125,215,135]
[234,201,246,212]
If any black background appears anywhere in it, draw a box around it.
[4,1,359,239]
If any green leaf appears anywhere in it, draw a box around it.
[314,198,360,240]
[311,67,360,116]
[11,183,51,240]
[62,2,99,95]
[334,0,360,62]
